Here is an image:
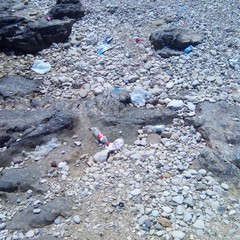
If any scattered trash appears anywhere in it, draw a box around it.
[107,138,124,151]
[184,45,193,54]
[143,125,165,133]
[229,55,239,68]
[97,36,113,55]
[31,60,51,74]
[45,16,51,21]
[130,87,152,107]
[22,138,60,161]
[135,38,143,44]
[119,202,125,208]
[91,127,110,146]
[103,36,113,44]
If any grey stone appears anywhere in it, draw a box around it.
[130,189,141,196]
[26,230,34,238]
[8,197,72,230]
[176,205,184,215]
[0,76,39,99]
[138,215,149,225]
[172,230,185,239]
[151,210,160,217]
[33,209,41,214]
[0,223,6,230]
[154,223,163,231]
[0,163,48,192]
[144,219,152,228]
[183,196,194,207]
[73,215,81,224]
[150,28,203,52]
[183,211,192,222]
[193,219,205,229]
[167,100,184,110]
[172,196,184,205]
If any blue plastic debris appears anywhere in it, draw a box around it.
[184,45,193,54]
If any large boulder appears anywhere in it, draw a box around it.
[150,28,203,58]
[0,16,73,53]
[189,101,240,185]
[48,0,85,20]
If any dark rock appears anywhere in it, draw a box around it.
[8,197,72,230]
[189,101,240,185]
[0,108,74,166]
[0,75,39,99]
[49,1,85,20]
[150,28,203,57]
[195,147,240,186]
[0,16,73,53]
[0,163,48,192]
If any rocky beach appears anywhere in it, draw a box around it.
[0,0,240,239]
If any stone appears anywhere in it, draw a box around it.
[0,163,47,192]
[176,205,184,215]
[8,197,72,230]
[172,196,184,205]
[158,217,172,227]
[0,223,6,230]
[154,223,163,230]
[191,101,240,184]
[150,28,203,57]
[48,1,85,20]
[183,211,192,222]
[33,209,41,214]
[138,215,149,225]
[183,196,194,207]
[0,17,73,53]
[221,183,229,190]
[166,82,174,89]
[172,230,185,239]
[130,189,141,196]
[0,76,39,99]
[162,206,172,213]
[73,215,81,224]
[195,183,208,191]
[151,210,160,217]
[26,230,34,238]
[167,100,185,110]
[193,219,205,229]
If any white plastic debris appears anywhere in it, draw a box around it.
[107,138,124,151]
[31,60,51,74]
[22,138,60,161]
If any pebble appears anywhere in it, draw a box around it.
[172,230,185,239]
[0,223,6,230]
[176,205,184,215]
[229,210,236,216]
[221,183,229,190]
[162,206,172,213]
[172,196,184,205]
[166,82,174,89]
[73,215,81,224]
[151,210,160,217]
[130,189,141,196]
[33,209,41,214]
[183,211,192,222]
[167,100,185,110]
[193,219,205,229]
[26,230,35,238]
[138,215,149,225]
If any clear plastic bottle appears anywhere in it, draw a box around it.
[91,127,110,146]
[142,125,165,133]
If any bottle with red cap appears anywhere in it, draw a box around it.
[90,127,110,146]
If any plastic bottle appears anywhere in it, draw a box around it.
[142,125,165,133]
[91,127,110,146]
[184,45,193,54]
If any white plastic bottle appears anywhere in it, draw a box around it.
[142,125,165,133]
